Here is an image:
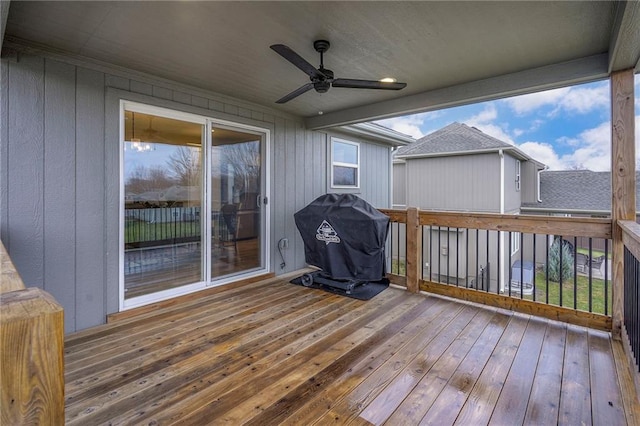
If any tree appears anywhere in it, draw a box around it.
[168,146,201,186]
[547,238,574,282]
[125,164,173,194]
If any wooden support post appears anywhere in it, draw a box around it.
[1,288,65,424]
[406,207,422,293]
[611,68,636,337]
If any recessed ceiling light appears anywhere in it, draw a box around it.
[379,77,397,83]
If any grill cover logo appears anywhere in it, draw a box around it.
[316,220,341,245]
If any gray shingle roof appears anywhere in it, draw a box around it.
[522,170,640,212]
[395,122,513,157]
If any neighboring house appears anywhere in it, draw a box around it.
[522,170,640,219]
[393,122,545,292]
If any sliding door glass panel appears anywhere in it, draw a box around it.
[123,110,204,299]
[211,126,263,279]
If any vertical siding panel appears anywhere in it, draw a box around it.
[272,117,286,272]
[304,130,314,204]
[1,59,8,242]
[294,123,306,269]
[44,59,77,333]
[104,91,121,315]
[284,120,297,271]
[75,68,105,329]
[7,54,45,287]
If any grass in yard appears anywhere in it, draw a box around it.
[125,220,201,244]
[576,247,611,259]
[390,259,406,276]
[526,271,612,315]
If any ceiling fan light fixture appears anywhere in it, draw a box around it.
[379,77,397,83]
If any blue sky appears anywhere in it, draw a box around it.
[376,74,640,171]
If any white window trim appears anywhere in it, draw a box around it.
[515,159,521,192]
[331,137,360,189]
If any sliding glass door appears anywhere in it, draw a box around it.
[210,126,263,278]
[121,103,268,309]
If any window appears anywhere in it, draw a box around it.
[331,138,359,188]
[515,160,521,191]
[511,231,521,256]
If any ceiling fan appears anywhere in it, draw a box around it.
[270,40,407,104]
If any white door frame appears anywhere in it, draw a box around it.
[119,101,270,311]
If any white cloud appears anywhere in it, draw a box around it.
[503,82,609,116]
[463,104,516,144]
[518,141,566,170]
[503,87,570,115]
[375,115,426,139]
[560,84,609,114]
[520,115,640,171]
[559,121,611,171]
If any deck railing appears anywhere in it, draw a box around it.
[380,208,613,331]
[619,221,640,389]
[0,241,64,424]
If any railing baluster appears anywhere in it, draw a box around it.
[456,228,459,286]
[475,229,479,290]
[559,236,564,308]
[533,233,537,301]
[573,236,578,310]
[465,229,469,288]
[587,238,606,312]
[605,239,609,316]
[429,225,433,282]
[544,234,549,305]
[497,230,500,294]
[438,226,442,283]
[447,227,450,283]
[508,231,512,297]
[486,229,490,293]
[520,232,524,299]
[421,226,425,280]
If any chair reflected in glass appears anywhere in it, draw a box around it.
[218,203,239,260]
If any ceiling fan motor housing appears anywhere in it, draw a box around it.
[312,67,333,93]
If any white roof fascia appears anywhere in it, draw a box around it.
[397,145,546,168]
[337,122,415,147]
[520,207,624,216]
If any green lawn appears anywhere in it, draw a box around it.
[576,247,611,259]
[389,259,610,316]
[125,220,200,244]
[526,271,611,315]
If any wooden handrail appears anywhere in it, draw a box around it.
[0,241,64,424]
[620,221,640,261]
[380,208,612,238]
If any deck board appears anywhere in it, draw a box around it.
[63,273,639,425]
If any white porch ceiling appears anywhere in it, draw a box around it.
[3,1,640,129]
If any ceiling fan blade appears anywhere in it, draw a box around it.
[332,78,407,90]
[275,83,314,104]
[270,44,326,79]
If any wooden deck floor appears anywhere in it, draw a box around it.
[64,272,640,425]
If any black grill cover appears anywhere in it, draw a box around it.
[294,194,389,281]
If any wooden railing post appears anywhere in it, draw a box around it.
[1,242,65,424]
[611,68,636,338]
[406,207,421,293]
